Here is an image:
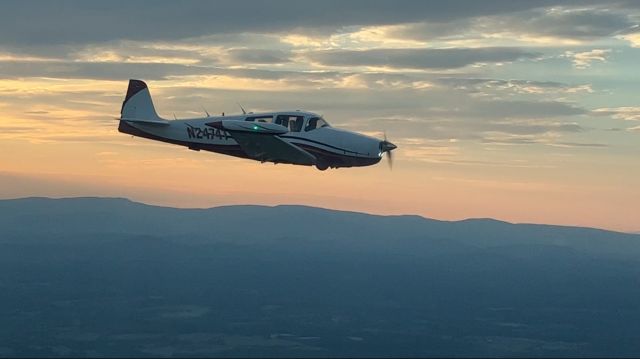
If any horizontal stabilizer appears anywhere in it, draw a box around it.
[120,117,170,126]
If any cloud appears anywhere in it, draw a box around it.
[307,47,540,70]
[71,41,213,65]
[480,135,607,148]
[0,59,343,83]
[0,1,567,46]
[435,77,593,94]
[225,49,291,64]
[481,121,583,134]
[354,112,585,144]
[384,6,637,44]
[156,82,589,124]
[471,100,587,119]
[564,49,611,69]
[618,26,640,46]
[0,50,594,98]
[0,125,33,133]
[550,141,608,148]
[592,107,640,121]
[481,135,550,145]
[0,60,213,80]
[507,8,635,40]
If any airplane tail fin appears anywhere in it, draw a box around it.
[120,79,163,121]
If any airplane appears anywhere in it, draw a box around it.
[118,79,397,170]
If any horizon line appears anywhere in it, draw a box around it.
[3,195,638,235]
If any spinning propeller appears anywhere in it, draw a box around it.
[379,132,397,169]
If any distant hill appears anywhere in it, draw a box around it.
[1,197,640,357]
[2,197,638,259]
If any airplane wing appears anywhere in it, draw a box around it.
[206,120,316,165]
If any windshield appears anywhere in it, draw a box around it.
[304,117,330,131]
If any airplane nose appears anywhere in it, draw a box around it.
[379,140,397,152]
[378,136,397,169]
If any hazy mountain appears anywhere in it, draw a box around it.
[1,197,639,357]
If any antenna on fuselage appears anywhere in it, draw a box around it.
[201,106,210,118]
[237,103,247,115]
[173,113,177,120]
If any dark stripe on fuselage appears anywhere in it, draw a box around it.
[292,143,381,168]
[279,135,368,156]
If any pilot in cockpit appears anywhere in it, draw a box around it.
[304,117,329,131]
[289,117,303,132]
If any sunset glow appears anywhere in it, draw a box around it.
[1,1,639,232]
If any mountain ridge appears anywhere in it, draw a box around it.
[2,196,639,262]
[1,196,631,236]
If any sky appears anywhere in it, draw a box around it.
[0,0,639,232]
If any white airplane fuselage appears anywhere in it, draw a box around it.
[118,80,395,170]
